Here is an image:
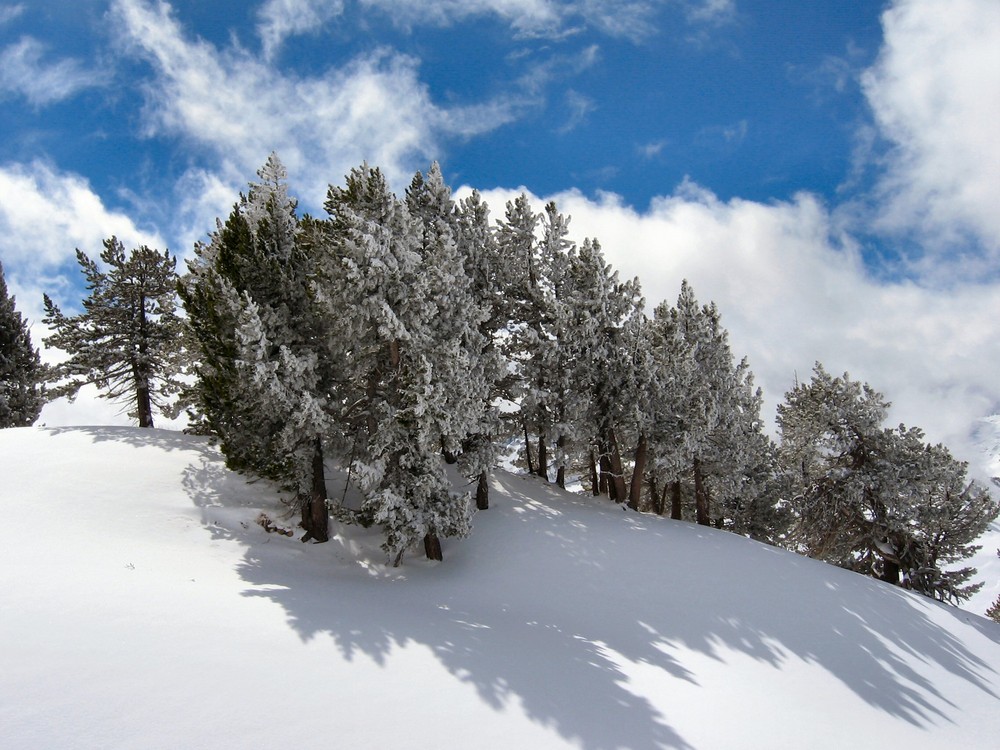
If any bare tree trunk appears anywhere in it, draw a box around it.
[424,531,443,561]
[694,456,710,526]
[589,450,600,496]
[607,428,627,504]
[881,556,901,585]
[523,421,535,476]
[628,432,648,510]
[599,451,614,499]
[301,436,329,543]
[670,480,682,520]
[476,470,489,510]
[556,434,566,489]
[648,473,660,515]
[537,431,549,481]
[136,377,154,428]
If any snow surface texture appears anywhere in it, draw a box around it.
[2,426,999,749]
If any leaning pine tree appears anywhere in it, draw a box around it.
[0,260,45,427]
[777,363,997,603]
[43,238,186,427]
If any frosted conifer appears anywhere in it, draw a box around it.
[0,260,45,427]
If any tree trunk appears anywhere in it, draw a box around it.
[628,432,648,510]
[136,377,154,428]
[589,451,600,496]
[670,480,682,520]
[476,470,489,511]
[881,556,901,585]
[556,434,566,489]
[523,421,535,476]
[537,431,549,481]
[599,451,614,500]
[424,531,443,561]
[648,473,660,515]
[301,436,329,543]
[694,457,710,526]
[606,428,627,504]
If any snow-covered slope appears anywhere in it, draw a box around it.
[3,426,999,749]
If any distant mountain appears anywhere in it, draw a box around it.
[2,426,999,749]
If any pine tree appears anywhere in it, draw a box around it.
[407,164,502,509]
[322,163,473,563]
[181,154,332,542]
[565,237,645,501]
[454,188,511,508]
[43,238,186,427]
[497,194,551,479]
[777,364,997,603]
[0,260,45,427]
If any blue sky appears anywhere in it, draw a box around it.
[2,0,999,472]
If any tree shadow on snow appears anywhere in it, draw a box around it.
[181,461,1000,750]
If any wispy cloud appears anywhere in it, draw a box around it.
[684,0,737,25]
[637,140,667,159]
[0,37,103,107]
[256,0,345,61]
[0,3,24,25]
[255,1,719,50]
[361,0,661,41]
[557,89,596,133]
[111,0,523,203]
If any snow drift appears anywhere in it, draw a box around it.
[2,426,999,749]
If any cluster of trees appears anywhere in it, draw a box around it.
[2,154,997,608]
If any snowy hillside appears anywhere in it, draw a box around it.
[3,427,1000,749]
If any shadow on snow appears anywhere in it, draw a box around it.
[173,437,999,750]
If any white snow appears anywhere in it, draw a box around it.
[3,425,1000,749]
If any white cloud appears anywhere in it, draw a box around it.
[862,0,1000,261]
[0,36,102,107]
[470,181,1000,480]
[0,161,163,276]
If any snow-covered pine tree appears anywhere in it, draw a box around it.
[565,237,645,501]
[322,163,472,563]
[875,424,996,602]
[181,154,333,542]
[776,363,997,603]
[43,238,186,427]
[454,188,511,508]
[496,194,547,477]
[533,202,577,488]
[407,164,502,510]
[0,260,45,427]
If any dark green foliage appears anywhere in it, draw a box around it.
[0,260,45,427]
[42,238,186,428]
